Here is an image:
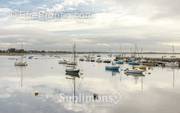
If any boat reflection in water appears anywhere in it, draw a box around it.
[66,72,80,78]
[105,62,120,76]
[66,72,80,104]
[105,69,120,76]
[15,66,26,88]
[172,68,175,88]
[125,73,145,91]
[165,67,177,88]
[171,67,176,88]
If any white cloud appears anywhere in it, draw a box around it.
[63,0,92,7]
[0,8,12,13]
[74,38,93,43]
[47,4,64,12]
[9,0,30,5]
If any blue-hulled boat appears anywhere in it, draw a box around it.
[105,65,120,71]
[116,60,124,64]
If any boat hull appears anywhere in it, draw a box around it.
[105,66,120,71]
[65,69,80,77]
[124,69,144,75]
[165,62,179,67]
[116,60,124,64]
[15,62,28,67]
[128,62,140,66]
[59,61,67,64]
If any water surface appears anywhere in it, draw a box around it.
[0,55,180,113]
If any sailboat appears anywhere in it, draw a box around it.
[105,61,120,71]
[105,54,120,71]
[65,43,80,76]
[128,44,140,66]
[165,44,179,67]
[15,43,28,67]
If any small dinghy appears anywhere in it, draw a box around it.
[105,65,120,71]
[133,65,147,71]
[66,67,80,76]
[58,59,68,64]
[96,58,102,63]
[15,61,28,66]
[128,61,140,66]
[116,60,124,64]
[124,68,144,75]
[165,62,179,67]
[105,61,120,71]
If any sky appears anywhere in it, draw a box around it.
[0,0,180,52]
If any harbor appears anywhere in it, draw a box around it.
[0,53,180,113]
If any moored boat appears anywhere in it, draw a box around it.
[105,65,120,71]
[96,58,102,63]
[79,57,85,61]
[59,59,68,64]
[103,58,111,63]
[128,61,140,66]
[65,42,80,76]
[116,60,124,64]
[124,68,144,75]
[133,65,147,71]
[165,62,179,67]
[15,61,28,66]
[66,68,80,76]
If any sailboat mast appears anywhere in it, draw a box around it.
[172,44,175,56]
[171,44,175,61]
[21,43,24,62]
[73,42,76,64]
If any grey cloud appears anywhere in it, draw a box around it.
[0,0,180,51]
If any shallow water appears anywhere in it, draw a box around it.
[0,55,180,113]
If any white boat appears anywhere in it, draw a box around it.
[66,62,77,66]
[124,68,144,75]
[58,59,68,64]
[14,43,28,67]
[165,62,179,67]
[103,58,111,63]
[15,61,28,66]
[96,58,102,63]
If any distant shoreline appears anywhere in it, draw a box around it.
[1,52,180,56]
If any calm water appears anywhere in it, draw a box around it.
[0,55,180,113]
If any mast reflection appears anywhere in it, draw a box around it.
[66,73,80,104]
[125,73,145,91]
[15,66,26,88]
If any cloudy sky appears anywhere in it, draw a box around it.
[0,0,180,52]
